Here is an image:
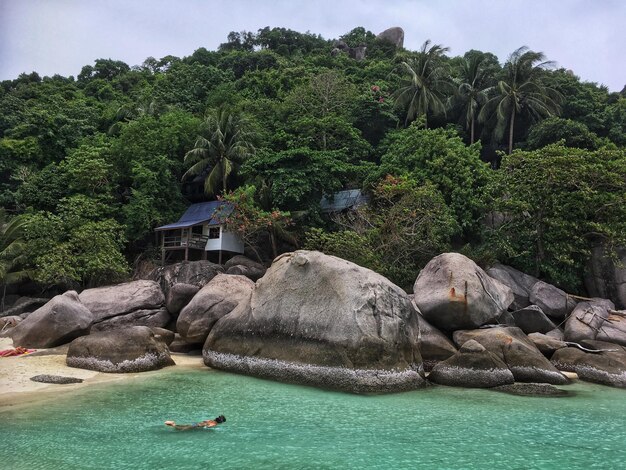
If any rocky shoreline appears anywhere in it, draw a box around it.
[2,251,626,395]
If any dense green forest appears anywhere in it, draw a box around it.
[1,26,625,294]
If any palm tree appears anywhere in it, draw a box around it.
[479,46,562,154]
[0,210,32,311]
[393,40,454,127]
[182,107,255,196]
[451,55,490,144]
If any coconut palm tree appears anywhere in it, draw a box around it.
[479,46,562,154]
[393,40,454,127]
[182,107,256,196]
[0,210,32,311]
[451,55,490,144]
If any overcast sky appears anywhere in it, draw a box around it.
[1,0,624,90]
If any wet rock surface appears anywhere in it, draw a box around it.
[30,374,84,384]
[204,250,426,393]
[453,327,568,385]
[67,326,175,373]
[428,339,515,388]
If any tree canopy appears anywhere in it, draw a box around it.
[1,26,624,295]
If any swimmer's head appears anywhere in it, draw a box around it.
[215,415,226,423]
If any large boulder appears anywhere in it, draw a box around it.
[90,308,171,333]
[511,305,558,334]
[177,274,254,345]
[165,283,200,316]
[79,280,164,322]
[551,340,626,388]
[66,326,175,373]
[0,297,49,318]
[528,333,567,357]
[486,264,539,310]
[596,312,626,346]
[204,250,426,393]
[146,260,223,297]
[10,291,94,348]
[224,255,267,281]
[376,27,404,48]
[453,327,568,385]
[584,244,626,309]
[415,312,457,371]
[529,281,577,319]
[564,299,614,343]
[428,339,515,388]
[413,253,514,330]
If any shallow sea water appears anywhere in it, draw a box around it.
[1,368,625,470]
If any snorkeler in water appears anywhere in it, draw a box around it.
[165,415,226,431]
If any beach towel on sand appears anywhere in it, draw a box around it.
[0,347,36,357]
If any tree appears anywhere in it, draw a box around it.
[393,40,454,127]
[0,210,31,310]
[221,185,294,260]
[373,125,491,237]
[526,117,599,150]
[450,55,490,143]
[479,46,562,154]
[182,107,256,196]
[485,144,626,291]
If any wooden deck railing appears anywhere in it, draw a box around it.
[163,233,208,249]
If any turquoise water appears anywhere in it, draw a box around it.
[1,369,626,470]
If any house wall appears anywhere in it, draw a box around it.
[204,225,244,253]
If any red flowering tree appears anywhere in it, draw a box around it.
[220,186,295,261]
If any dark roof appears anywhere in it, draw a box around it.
[320,189,369,213]
[155,201,234,231]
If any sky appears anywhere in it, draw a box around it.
[0,0,624,91]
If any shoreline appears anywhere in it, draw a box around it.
[0,337,205,409]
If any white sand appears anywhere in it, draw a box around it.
[0,337,205,408]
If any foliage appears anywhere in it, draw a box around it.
[241,147,354,211]
[306,176,457,288]
[526,117,600,150]
[1,26,624,293]
[374,125,491,237]
[25,196,128,288]
[183,106,256,196]
[479,46,563,154]
[0,210,31,290]
[485,144,626,291]
[220,186,294,260]
[393,40,454,127]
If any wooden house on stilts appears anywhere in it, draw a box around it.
[155,201,244,265]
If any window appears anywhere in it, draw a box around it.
[208,227,220,239]
[192,225,203,235]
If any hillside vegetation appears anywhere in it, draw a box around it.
[1,26,625,293]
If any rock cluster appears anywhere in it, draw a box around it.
[5,249,626,394]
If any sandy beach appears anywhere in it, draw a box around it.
[0,337,205,409]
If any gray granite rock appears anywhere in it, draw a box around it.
[428,339,515,388]
[529,281,577,319]
[204,250,426,393]
[528,332,567,357]
[551,340,626,388]
[511,305,558,334]
[564,299,614,343]
[453,327,568,385]
[486,263,539,310]
[413,253,514,330]
[376,27,404,48]
[178,274,254,345]
[10,291,93,348]
[165,283,200,316]
[67,326,175,373]
[79,280,164,322]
